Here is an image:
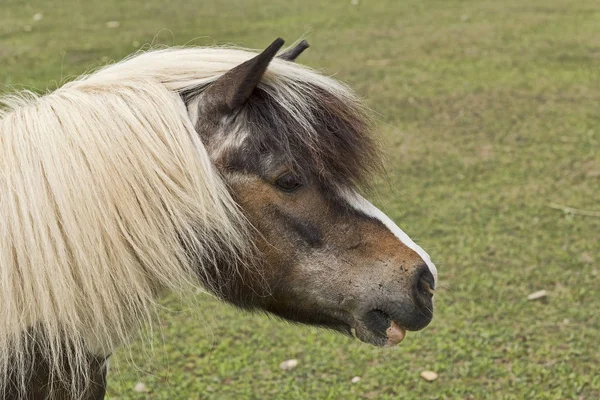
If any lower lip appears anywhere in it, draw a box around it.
[386,320,406,346]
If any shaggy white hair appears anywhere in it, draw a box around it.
[0,44,363,397]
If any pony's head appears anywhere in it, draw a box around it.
[183,39,438,346]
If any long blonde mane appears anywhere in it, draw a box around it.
[0,45,362,396]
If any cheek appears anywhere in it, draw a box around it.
[226,178,295,261]
[227,177,330,271]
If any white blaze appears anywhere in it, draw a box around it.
[342,190,438,285]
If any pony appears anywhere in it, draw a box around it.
[0,38,438,399]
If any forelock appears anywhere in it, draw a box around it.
[203,74,382,190]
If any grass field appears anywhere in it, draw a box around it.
[2,0,599,398]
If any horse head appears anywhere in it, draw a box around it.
[183,38,438,346]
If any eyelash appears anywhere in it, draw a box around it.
[274,173,302,192]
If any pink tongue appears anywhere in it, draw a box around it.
[386,321,406,346]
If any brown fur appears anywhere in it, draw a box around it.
[5,341,107,400]
[222,173,431,338]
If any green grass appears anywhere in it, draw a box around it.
[2,0,599,398]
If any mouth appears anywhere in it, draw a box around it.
[353,302,433,347]
[351,309,405,347]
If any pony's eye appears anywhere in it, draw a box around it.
[275,173,302,192]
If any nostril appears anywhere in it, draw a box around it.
[418,275,435,297]
[408,265,435,322]
[414,265,435,300]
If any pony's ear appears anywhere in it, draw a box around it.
[187,38,285,115]
[278,40,309,62]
